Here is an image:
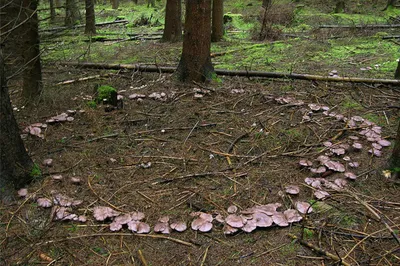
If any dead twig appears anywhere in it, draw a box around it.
[138,250,148,266]
[288,233,351,266]
[87,133,119,143]
[87,175,125,212]
[33,233,196,247]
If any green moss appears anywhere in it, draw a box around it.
[30,163,41,179]
[96,85,117,103]
[340,97,363,111]
[87,100,97,109]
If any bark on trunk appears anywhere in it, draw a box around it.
[22,0,42,100]
[162,0,182,42]
[0,51,34,203]
[335,0,345,13]
[62,61,400,85]
[112,0,119,9]
[65,0,80,26]
[395,60,400,79]
[85,0,96,34]
[211,0,224,42]
[383,0,397,11]
[49,0,56,22]
[391,121,400,178]
[147,0,155,7]
[177,0,214,82]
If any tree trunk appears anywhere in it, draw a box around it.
[22,0,42,100]
[391,121,400,178]
[262,0,271,9]
[147,0,155,7]
[176,0,214,82]
[162,0,182,42]
[395,59,400,79]
[383,0,397,11]
[211,0,224,42]
[49,0,56,22]
[65,0,80,26]
[0,51,34,203]
[112,0,119,9]
[335,0,345,13]
[85,0,96,34]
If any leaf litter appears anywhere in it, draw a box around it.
[5,75,399,265]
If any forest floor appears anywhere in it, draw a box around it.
[1,0,400,265]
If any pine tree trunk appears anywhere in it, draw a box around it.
[211,0,224,42]
[49,0,56,22]
[391,121,400,178]
[85,0,96,34]
[112,0,119,9]
[22,0,42,100]
[65,0,80,26]
[335,0,345,13]
[162,0,182,42]
[395,60,400,79]
[147,0,155,7]
[0,51,34,203]
[176,0,214,82]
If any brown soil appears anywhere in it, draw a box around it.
[1,65,399,265]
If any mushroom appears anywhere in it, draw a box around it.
[225,214,246,228]
[344,172,357,180]
[272,213,289,227]
[191,217,212,232]
[43,159,53,167]
[242,219,257,233]
[17,188,28,197]
[284,209,302,223]
[314,190,330,200]
[295,202,313,214]
[299,159,313,167]
[349,161,359,168]
[170,221,187,232]
[252,212,273,227]
[223,224,239,235]
[51,175,63,180]
[154,222,171,234]
[378,139,391,147]
[93,206,120,221]
[227,205,238,214]
[37,198,52,208]
[136,222,151,234]
[285,185,300,195]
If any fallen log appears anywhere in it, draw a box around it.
[60,62,400,85]
[40,20,129,32]
[319,24,400,29]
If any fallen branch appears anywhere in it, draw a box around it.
[56,73,114,85]
[288,233,351,266]
[382,35,400,39]
[40,20,128,32]
[61,62,400,85]
[34,233,196,247]
[319,24,400,29]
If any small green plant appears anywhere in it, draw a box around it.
[280,242,298,257]
[67,224,78,233]
[87,100,97,109]
[96,85,117,104]
[340,98,363,111]
[30,163,41,179]
[92,247,109,256]
[303,228,314,239]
